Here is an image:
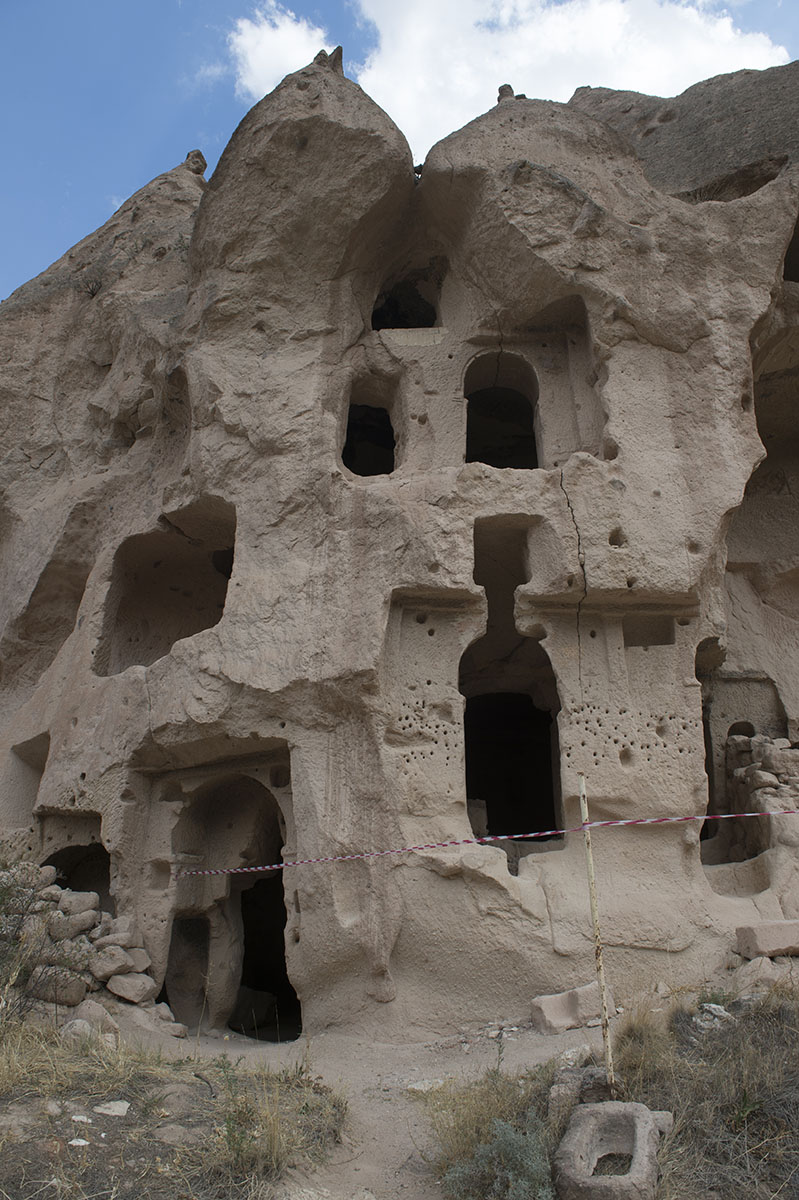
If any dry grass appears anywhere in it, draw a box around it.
[0,1021,346,1200]
[615,985,799,1199]
[424,1056,558,1199]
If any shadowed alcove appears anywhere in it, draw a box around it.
[94,498,236,676]
[459,516,562,871]
[165,772,301,1040]
[341,370,400,477]
[464,352,539,469]
[371,278,438,330]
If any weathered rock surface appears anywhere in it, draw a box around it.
[106,972,159,1004]
[27,966,87,1007]
[2,51,799,1038]
[736,920,799,959]
[531,982,612,1035]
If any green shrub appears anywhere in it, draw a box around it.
[441,1113,555,1200]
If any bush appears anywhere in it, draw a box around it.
[426,1061,558,1200]
[441,1114,554,1200]
[0,863,49,1024]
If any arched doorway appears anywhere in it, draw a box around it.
[166,773,301,1039]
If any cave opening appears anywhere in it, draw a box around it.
[43,841,113,912]
[464,692,556,841]
[371,280,437,330]
[464,354,539,470]
[342,404,396,476]
[229,872,302,1042]
[459,516,562,872]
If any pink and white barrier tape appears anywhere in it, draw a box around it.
[174,807,799,878]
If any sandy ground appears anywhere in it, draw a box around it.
[118,1013,608,1200]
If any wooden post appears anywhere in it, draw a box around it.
[579,773,616,1095]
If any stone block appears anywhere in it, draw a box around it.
[27,966,87,1007]
[89,945,135,982]
[127,947,152,973]
[37,866,58,888]
[736,920,799,959]
[531,981,612,1034]
[93,917,140,950]
[48,910,98,941]
[58,891,100,916]
[733,955,782,991]
[553,1101,673,1199]
[60,1019,94,1044]
[73,998,119,1033]
[106,972,158,1004]
[744,769,780,790]
[88,913,113,942]
[41,935,91,972]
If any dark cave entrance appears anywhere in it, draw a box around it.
[229,872,302,1042]
[465,387,538,469]
[342,404,396,476]
[371,280,437,330]
[464,692,557,843]
[43,842,113,912]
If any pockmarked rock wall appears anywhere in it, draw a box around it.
[2,49,799,1039]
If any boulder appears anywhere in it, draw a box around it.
[73,998,119,1033]
[89,945,135,982]
[58,891,100,916]
[60,1019,95,1044]
[48,910,98,941]
[106,972,158,1004]
[27,966,87,1007]
[531,982,613,1035]
[127,947,152,973]
[736,921,799,960]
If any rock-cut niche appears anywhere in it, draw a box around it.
[464,353,538,470]
[0,501,96,703]
[93,498,236,676]
[459,516,562,872]
[341,371,399,477]
[165,772,301,1041]
[371,272,439,331]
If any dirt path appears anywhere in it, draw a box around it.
[162,1018,608,1200]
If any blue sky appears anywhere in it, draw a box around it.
[1,0,797,301]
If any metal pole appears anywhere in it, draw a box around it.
[579,773,616,1095]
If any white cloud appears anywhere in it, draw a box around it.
[229,2,334,99]
[228,0,790,159]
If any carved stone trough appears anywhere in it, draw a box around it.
[553,1101,673,1200]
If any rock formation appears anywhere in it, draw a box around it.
[1,50,799,1039]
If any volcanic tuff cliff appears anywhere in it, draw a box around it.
[1,50,799,1038]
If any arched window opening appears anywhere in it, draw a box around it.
[459,516,561,873]
[94,497,236,676]
[43,841,113,912]
[464,353,539,470]
[342,404,395,476]
[372,280,437,330]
